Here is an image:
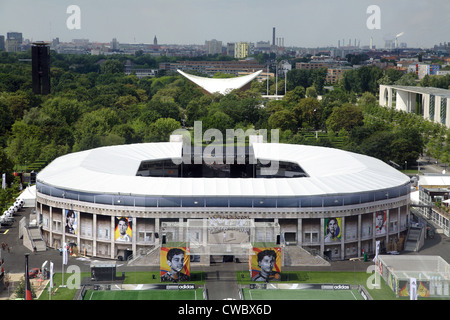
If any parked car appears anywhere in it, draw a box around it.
[28,268,40,279]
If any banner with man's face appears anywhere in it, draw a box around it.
[375,211,386,235]
[250,247,281,282]
[65,209,78,235]
[160,247,190,282]
[115,217,132,242]
[324,218,341,242]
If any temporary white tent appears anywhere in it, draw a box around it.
[17,185,36,207]
[177,69,262,95]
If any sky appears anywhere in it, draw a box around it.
[0,0,449,49]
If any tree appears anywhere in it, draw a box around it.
[306,86,318,98]
[326,103,364,133]
[0,97,14,140]
[358,92,377,107]
[282,86,305,105]
[293,97,322,130]
[145,118,181,142]
[342,66,383,94]
[0,147,14,186]
[100,59,124,74]
[395,72,418,86]
[201,111,233,134]
[268,109,297,132]
[14,277,37,300]
[359,131,396,163]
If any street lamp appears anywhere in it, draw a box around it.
[404,161,407,171]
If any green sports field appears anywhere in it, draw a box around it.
[242,288,364,300]
[84,288,204,300]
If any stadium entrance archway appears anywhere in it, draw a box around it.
[160,218,281,265]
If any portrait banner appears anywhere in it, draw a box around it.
[160,247,190,282]
[65,209,78,235]
[115,217,132,242]
[324,218,341,242]
[250,247,281,282]
[375,211,387,235]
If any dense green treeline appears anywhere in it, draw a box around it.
[1,51,450,183]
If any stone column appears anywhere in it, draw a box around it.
[358,214,362,256]
[111,216,115,259]
[340,216,345,259]
[93,213,97,257]
[132,217,137,255]
[320,218,324,256]
[49,206,53,248]
[155,218,160,246]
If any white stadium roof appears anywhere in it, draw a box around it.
[177,69,262,95]
[37,142,410,198]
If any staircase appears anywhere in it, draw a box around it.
[127,245,160,266]
[403,227,422,252]
[24,226,47,252]
[284,246,330,266]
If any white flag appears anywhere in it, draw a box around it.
[62,243,68,265]
[410,277,417,300]
[50,262,54,289]
[373,240,380,263]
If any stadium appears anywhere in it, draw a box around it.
[35,135,411,268]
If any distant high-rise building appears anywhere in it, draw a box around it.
[111,38,119,51]
[234,42,249,59]
[6,32,23,52]
[205,39,222,55]
[154,35,158,46]
[32,42,51,95]
[226,43,235,57]
[0,35,5,51]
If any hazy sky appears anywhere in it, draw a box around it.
[1,0,449,48]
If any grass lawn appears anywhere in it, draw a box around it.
[237,270,398,300]
[84,288,204,300]
[242,288,365,300]
[38,269,448,300]
[38,271,206,300]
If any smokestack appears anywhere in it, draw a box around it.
[273,27,276,46]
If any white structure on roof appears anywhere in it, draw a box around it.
[37,142,409,198]
[177,69,262,95]
[35,141,411,262]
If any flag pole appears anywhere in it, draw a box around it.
[24,253,32,300]
[49,261,54,300]
[61,243,67,288]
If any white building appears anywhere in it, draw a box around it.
[379,85,450,127]
[35,140,411,262]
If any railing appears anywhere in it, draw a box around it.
[36,181,411,209]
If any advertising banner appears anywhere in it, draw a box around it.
[65,209,78,235]
[115,217,132,242]
[375,211,387,235]
[160,247,190,282]
[399,280,430,297]
[324,218,341,242]
[250,247,281,282]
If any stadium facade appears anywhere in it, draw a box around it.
[35,137,411,263]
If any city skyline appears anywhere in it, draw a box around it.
[0,0,449,49]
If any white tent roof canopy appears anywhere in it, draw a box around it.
[177,69,262,95]
[36,142,410,198]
